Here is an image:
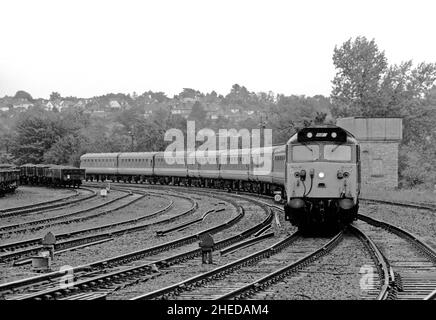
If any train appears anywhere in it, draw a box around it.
[19,164,85,188]
[80,125,361,231]
[0,164,20,195]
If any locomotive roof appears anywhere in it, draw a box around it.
[287,125,358,145]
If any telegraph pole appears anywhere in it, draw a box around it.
[128,130,134,151]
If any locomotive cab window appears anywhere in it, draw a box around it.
[323,145,352,161]
[291,145,319,161]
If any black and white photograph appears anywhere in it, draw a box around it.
[0,0,435,314]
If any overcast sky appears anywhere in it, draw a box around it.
[1,0,435,99]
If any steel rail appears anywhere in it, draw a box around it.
[0,191,180,253]
[0,187,98,219]
[0,192,189,262]
[0,190,132,234]
[0,188,81,214]
[85,181,436,212]
[216,230,344,300]
[358,213,436,300]
[357,214,436,264]
[347,224,393,300]
[360,198,436,211]
[220,231,275,256]
[130,230,303,300]
[424,289,436,300]
[3,203,272,300]
[0,195,249,294]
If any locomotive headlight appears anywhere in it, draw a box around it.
[318,172,325,179]
[306,132,313,138]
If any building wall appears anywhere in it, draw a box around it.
[360,141,399,188]
[337,117,402,189]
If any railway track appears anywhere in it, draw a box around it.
[3,181,433,300]
[347,224,392,299]
[85,182,436,298]
[0,190,138,236]
[425,289,436,300]
[0,194,273,300]
[0,187,97,219]
[130,230,342,300]
[86,181,436,213]
[356,214,436,300]
[0,191,198,262]
[360,198,436,212]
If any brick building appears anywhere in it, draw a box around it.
[336,117,402,188]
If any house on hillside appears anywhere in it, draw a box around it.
[58,100,78,111]
[171,105,192,118]
[45,101,55,111]
[14,103,33,110]
[109,100,121,109]
[204,103,220,120]
[75,99,86,108]
[181,97,197,104]
[143,110,153,118]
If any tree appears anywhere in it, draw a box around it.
[268,95,331,144]
[14,90,33,101]
[331,36,436,187]
[331,36,388,117]
[43,134,88,166]
[177,88,203,100]
[50,92,62,101]
[188,101,207,125]
[10,108,68,164]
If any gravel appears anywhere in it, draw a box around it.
[48,194,233,268]
[0,192,238,284]
[0,186,75,210]
[0,187,105,226]
[249,234,379,300]
[105,200,286,299]
[360,203,436,250]
[0,190,143,243]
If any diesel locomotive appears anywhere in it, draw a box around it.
[284,126,360,230]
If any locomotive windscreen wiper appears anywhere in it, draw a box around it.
[331,143,344,152]
[301,144,314,153]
